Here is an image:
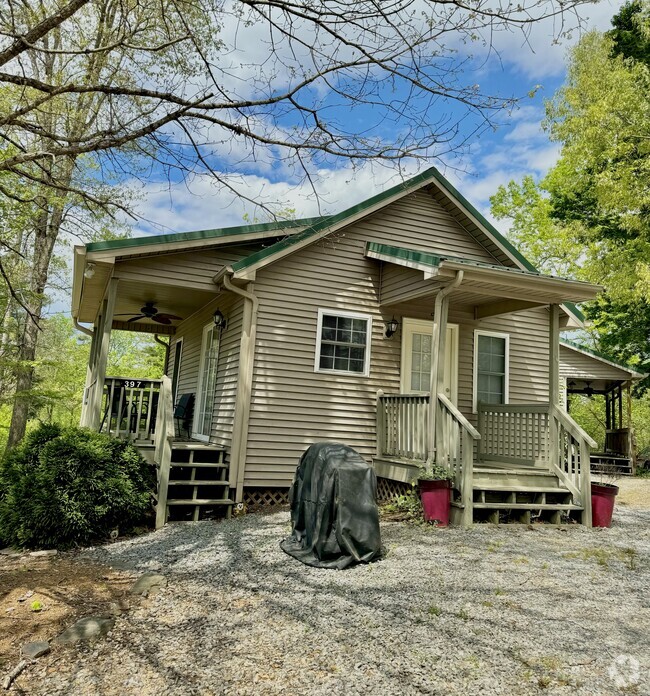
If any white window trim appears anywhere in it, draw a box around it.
[314,308,372,377]
[171,336,183,404]
[192,322,219,443]
[473,329,510,413]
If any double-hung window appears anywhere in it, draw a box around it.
[473,330,509,411]
[315,309,371,376]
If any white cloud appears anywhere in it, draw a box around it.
[127,161,424,236]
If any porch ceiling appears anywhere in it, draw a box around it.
[77,277,218,327]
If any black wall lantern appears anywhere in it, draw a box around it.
[385,317,400,339]
[213,309,227,331]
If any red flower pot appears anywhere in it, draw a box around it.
[418,479,451,526]
[591,482,619,528]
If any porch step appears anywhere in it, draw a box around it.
[171,442,226,452]
[170,462,227,469]
[168,480,231,486]
[167,498,234,506]
[473,502,582,511]
[473,485,570,494]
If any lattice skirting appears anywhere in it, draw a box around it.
[243,479,409,510]
[243,487,290,509]
[376,476,412,502]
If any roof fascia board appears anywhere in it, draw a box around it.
[438,260,602,301]
[71,246,86,318]
[366,245,441,276]
[560,339,646,379]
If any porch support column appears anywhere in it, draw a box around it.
[427,271,463,463]
[80,326,99,426]
[549,304,560,406]
[87,278,118,431]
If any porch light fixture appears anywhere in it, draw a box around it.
[213,309,227,331]
[83,263,96,279]
[384,317,399,339]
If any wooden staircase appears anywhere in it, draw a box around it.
[460,462,585,525]
[162,443,234,523]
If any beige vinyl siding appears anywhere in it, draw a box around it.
[114,247,254,292]
[559,345,631,381]
[173,294,243,449]
[244,192,552,488]
[380,264,438,306]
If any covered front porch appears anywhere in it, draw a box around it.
[72,258,236,528]
[366,242,601,526]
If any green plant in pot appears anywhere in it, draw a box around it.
[416,463,453,526]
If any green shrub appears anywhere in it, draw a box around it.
[0,423,155,549]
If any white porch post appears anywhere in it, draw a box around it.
[87,278,118,431]
[80,326,99,426]
[549,304,560,405]
[426,294,449,463]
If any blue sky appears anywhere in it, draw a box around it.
[123,1,623,239]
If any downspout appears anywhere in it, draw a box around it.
[73,317,93,337]
[427,270,464,463]
[220,274,259,505]
[154,334,171,375]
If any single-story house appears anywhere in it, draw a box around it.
[72,167,603,528]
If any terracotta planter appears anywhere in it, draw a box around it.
[591,482,619,528]
[418,479,451,526]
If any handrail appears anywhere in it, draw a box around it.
[437,393,481,439]
[154,375,174,529]
[551,404,597,449]
[478,402,550,414]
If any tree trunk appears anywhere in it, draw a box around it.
[7,187,68,447]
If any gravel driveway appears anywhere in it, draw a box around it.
[21,506,649,696]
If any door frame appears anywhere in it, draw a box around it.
[192,322,220,442]
[400,318,459,403]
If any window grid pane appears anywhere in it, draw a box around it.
[319,314,368,374]
[476,334,506,405]
[410,331,431,393]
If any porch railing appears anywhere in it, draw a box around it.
[550,404,595,522]
[437,393,480,526]
[153,375,174,529]
[100,377,162,440]
[376,393,430,461]
[477,403,550,466]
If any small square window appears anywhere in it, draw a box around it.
[315,310,371,376]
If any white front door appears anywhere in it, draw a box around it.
[401,319,458,403]
[193,323,220,441]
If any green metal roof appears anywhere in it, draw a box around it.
[365,242,551,278]
[560,338,645,378]
[85,216,326,253]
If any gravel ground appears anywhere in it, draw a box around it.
[18,506,649,696]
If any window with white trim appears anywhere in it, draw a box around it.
[315,310,371,376]
[473,330,509,411]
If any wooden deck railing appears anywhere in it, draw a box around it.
[100,377,162,441]
[550,404,595,524]
[477,403,550,465]
[376,393,430,461]
[153,375,175,529]
[437,393,481,527]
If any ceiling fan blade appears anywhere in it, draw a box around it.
[127,315,147,323]
[153,316,172,325]
[155,313,183,321]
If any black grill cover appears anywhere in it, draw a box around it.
[280,442,382,569]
